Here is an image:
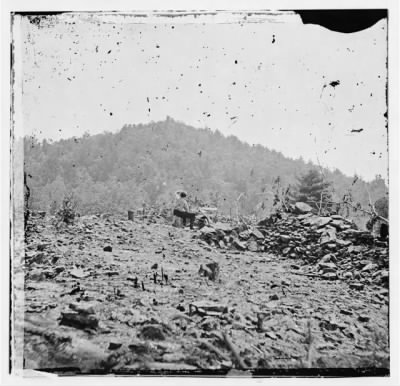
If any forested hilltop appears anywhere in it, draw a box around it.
[24,117,387,221]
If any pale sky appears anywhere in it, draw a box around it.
[14,11,388,181]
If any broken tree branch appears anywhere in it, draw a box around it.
[197,339,231,361]
[306,200,388,224]
[221,332,247,370]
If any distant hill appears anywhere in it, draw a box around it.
[24,117,387,221]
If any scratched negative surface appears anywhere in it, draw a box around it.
[10,10,389,377]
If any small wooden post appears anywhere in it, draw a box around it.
[128,210,134,221]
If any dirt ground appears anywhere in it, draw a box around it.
[18,215,389,376]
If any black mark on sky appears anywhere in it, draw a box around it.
[295,9,387,33]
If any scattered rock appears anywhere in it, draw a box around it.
[200,317,220,331]
[70,268,90,279]
[251,228,264,239]
[280,235,291,243]
[69,302,96,315]
[22,210,389,373]
[343,272,353,280]
[28,252,46,265]
[265,331,278,340]
[335,239,352,247]
[105,271,119,276]
[59,311,99,330]
[322,272,337,280]
[380,270,389,283]
[232,239,246,250]
[128,340,151,354]
[162,352,186,362]
[361,263,378,272]
[358,315,370,323]
[29,270,46,281]
[198,261,220,281]
[318,262,337,271]
[349,282,364,291]
[319,253,335,264]
[103,246,113,252]
[247,240,259,252]
[189,301,228,316]
[108,342,123,350]
[140,324,167,341]
[239,231,250,240]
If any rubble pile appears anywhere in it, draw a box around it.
[198,203,388,287]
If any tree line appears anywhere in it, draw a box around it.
[23,117,388,226]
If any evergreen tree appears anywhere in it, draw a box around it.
[293,169,332,211]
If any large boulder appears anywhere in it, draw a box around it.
[293,202,313,214]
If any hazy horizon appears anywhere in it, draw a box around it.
[21,115,388,184]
